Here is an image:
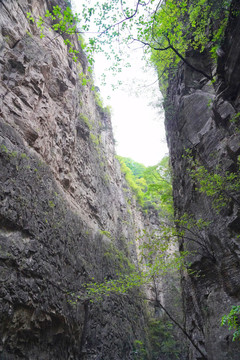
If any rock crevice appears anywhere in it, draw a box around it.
[0,1,154,358]
[165,1,240,358]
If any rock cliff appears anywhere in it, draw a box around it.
[0,0,153,358]
[2,0,240,359]
[165,0,240,359]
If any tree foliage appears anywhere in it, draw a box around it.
[148,318,184,359]
[27,5,80,61]
[27,0,232,89]
[150,0,231,87]
[119,157,146,178]
[143,157,173,216]
[25,1,238,354]
[184,149,240,212]
[117,155,173,215]
[221,305,240,341]
[116,155,147,205]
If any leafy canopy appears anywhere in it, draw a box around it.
[117,155,173,215]
[150,0,231,83]
[221,305,240,342]
[27,0,231,87]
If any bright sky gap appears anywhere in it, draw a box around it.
[73,0,169,166]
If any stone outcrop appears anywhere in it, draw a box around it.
[165,1,240,359]
[2,0,240,358]
[0,1,153,358]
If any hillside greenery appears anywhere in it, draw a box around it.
[117,156,173,216]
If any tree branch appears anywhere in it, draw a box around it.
[166,37,212,80]
[155,299,208,359]
[98,0,142,37]
[131,37,171,51]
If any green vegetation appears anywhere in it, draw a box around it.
[117,155,173,215]
[79,71,92,86]
[69,241,138,304]
[121,157,146,178]
[79,113,92,130]
[79,0,230,86]
[99,230,112,239]
[230,112,240,124]
[68,220,190,304]
[68,223,193,351]
[117,156,146,205]
[27,5,80,61]
[133,339,148,360]
[148,318,183,359]
[90,133,100,147]
[185,149,240,212]
[48,200,55,209]
[92,87,112,114]
[139,213,213,266]
[0,144,9,154]
[130,317,188,359]
[27,0,232,91]
[221,306,240,341]
[0,144,18,159]
[149,0,230,88]
[94,90,105,109]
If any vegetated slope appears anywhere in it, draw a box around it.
[118,156,173,217]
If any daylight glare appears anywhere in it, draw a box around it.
[73,0,168,166]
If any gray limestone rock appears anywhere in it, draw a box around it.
[0,1,154,359]
[165,1,240,359]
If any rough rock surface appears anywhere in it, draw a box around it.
[165,1,240,359]
[0,1,153,359]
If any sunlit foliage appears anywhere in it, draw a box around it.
[117,156,173,215]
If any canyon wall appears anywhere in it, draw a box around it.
[2,0,240,359]
[0,0,154,358]
[165,0,240,359]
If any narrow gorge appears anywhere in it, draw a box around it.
[0,0,240,359]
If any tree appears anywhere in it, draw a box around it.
[118,157,146,179]
[117,156,173,214]
[67,155,212,358]
[143,156,173,216]
[27,0,231,88]
[80,0,230,77]
[184,148,240,212]
[69,225,207,358]
[221,306,240,342]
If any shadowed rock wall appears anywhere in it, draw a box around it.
[165,1,240,359]
[0,1,152,358]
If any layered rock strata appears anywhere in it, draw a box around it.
[0,1,152,358]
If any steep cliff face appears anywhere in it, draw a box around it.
[0,1,152,359]
[165,1,240,359]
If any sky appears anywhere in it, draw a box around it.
[73,0,168,166]
[94,56,168,166]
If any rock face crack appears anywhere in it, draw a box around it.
[165,1,240,359]
[0,0,159,359]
